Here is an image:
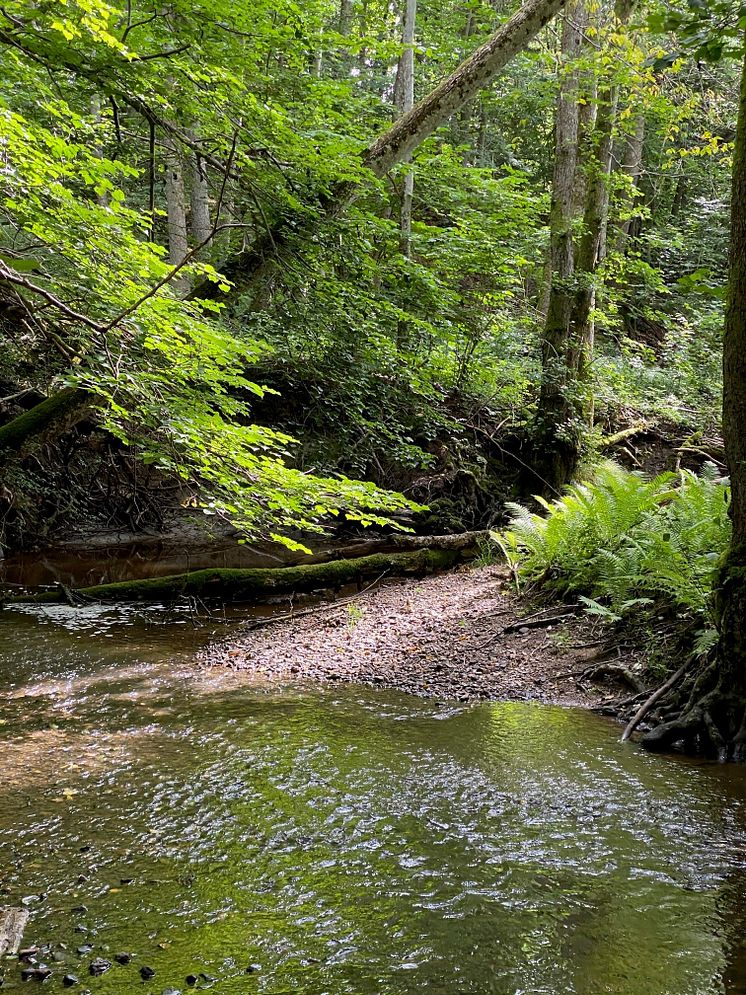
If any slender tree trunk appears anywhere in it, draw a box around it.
[642,35,746,759]
[189,135,212,246]
[164,137,190,294]
[395,0,417,259]
[615,110,645,249]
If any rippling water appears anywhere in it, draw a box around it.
[1,604,745,994]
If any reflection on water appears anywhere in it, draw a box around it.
[0,604,745,994]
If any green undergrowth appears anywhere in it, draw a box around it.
[498,460,731,659]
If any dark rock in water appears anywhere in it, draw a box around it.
[113,952,131,965]
[52,951,67,963]
[198,974,217,983]
[88,958,111,976]
[245,964,261,974]
[62,975,79,987]
[70,905,88,914]
[75,946,93,956]
[140,966,156,980]
[20,966,52,981]
[185,976,198,987]
[73,925,88,934]
[18,948,38,962]
[76,876,88,884]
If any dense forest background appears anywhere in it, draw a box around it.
[0,0,736,545]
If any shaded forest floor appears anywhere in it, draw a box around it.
[204,566,631,707]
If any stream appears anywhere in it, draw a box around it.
[1,600,746,994]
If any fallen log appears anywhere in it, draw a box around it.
[0,908,29,956]
[9,541,482,605]
[600,424,647,449]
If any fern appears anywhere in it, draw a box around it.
[502,460,730,645]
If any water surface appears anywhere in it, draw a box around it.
[1,604,745,994]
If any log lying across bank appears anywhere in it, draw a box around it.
[9,531,489,604]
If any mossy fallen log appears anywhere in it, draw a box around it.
[11,544,480,605]
[0,387,90,463]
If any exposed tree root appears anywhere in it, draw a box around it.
[621,661,689,742]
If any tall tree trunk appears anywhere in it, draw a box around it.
[164,137,190,295]
[642,36,746,759]
[198,0,568,300]
[395,0,417,259]
[615,110,645,249]
[531,0,586,493]
[189,135,212,246]
[715,35,746,758]
[533,0,632,492]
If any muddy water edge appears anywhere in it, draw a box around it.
[1,598,746,994]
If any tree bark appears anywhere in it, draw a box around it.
[189,135,212,246]
[0,387,90,466]
[164,135,190,295]
[201,0,568,298]
[395,0,417,260]
[531,0,586,493]
[642,35,746,759]
[532,0,632,493]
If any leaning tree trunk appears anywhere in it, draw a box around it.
[642,34,746,759]
[0,387,90,467]
[197,0,568,300]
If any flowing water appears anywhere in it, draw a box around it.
[1,602,745,994]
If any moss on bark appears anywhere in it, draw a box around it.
[0,388,90,461]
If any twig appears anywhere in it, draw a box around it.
[621,661,689,742]
[502,609,578,635]
[241,572,389,632]
[0,261,105,331]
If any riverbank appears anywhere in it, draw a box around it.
[204,565,624,707]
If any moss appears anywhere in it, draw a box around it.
[0,387,89,458]
[11,548,463,604]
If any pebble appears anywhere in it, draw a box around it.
[114,953,132,965]
[88,958,111,976]
[63,975,79,987]
[140,966,156,980]
[20,966,52,982]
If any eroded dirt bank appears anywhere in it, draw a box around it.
[203,566,611,707]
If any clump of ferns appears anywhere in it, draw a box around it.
[499,460,730,661]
